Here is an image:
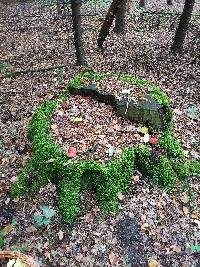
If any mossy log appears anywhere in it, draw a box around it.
[71,84,167,129]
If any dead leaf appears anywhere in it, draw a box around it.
[193,219,200,228]
[109,252,119,266]
[51,124,58,130]
[181,192,189,204]
[183,206,189,215]
[172,245,182,253]
[73,117,83,122]
[58,230,64,240]
[11,176,18,183]
[5,198,10,205]
[117,192,124,201]
[148,259,160,267]
[173,108,182,115]
[191,211,200,220]
[75,253,83,262]
[133,175,140,182]
[141,222,149,230]
[2,224,14,236]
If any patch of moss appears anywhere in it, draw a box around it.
[153,156,178,191]
[159,130,185,158]
[188,159,200,176]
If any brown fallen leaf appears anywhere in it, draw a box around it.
[109,252,120,266]
[141,222,149,230]
[173,108,182,115]
[191,211,200,220]
[75,253,84,262]
[58,230,64,240]
[148,259,160,267]
[183,206,189,215]
[51,124,58,130]
[193,219,200,228]
[181,192,189,204]
[133,175,140,182]
[117,192,124,201]
[172,245,182,253]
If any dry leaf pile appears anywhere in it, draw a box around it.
[51,95,144,163]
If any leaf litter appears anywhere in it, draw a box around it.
[0,0,200,266]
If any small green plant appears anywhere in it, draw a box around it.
[34,206,56,227]
[0,231,4,249]
[11,244,29,253]
[191,244,200,253]
[0,62,12,72]
[124,255,132,267]
[0,219,17,250]
[0,62,17,79]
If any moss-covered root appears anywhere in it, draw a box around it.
[58,167,82,224]
[188,159,200,176]
[159,130,185,158]
[134,144,152,176]
[96,148,135,214]
[11,161,33,198]
[153,156,178,190]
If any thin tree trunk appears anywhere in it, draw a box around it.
[71,0,86,65]
[113,0,127,34]
[139,0,145,8]
[171,0,195,54]
[97,0,122,48]
[167,0,173,5]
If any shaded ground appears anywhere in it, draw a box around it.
[0,0,200,266]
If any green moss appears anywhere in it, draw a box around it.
[134,145,152,176]
[96,147,135,213]
[188,160,200,176]
[159,130,185,158]
[171,160,190,181]
[152,156,178,190]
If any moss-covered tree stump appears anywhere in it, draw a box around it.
[11,71,200,224]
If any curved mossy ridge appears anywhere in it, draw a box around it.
[11,70,200,224]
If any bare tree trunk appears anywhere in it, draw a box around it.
[139,0,145,8]
[167,0,173,5]
[71,0,86,65]
[113,0,127,34]
[171,0,195,54]
[97,0,122,48]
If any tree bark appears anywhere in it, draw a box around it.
[171,0,195,54]
[113,0,127,34]
[71,0,86,65]
[139,0,145,8]
[167,0,173,5]
[97,0,122,48]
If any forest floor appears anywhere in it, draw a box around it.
[0,0,200,266]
